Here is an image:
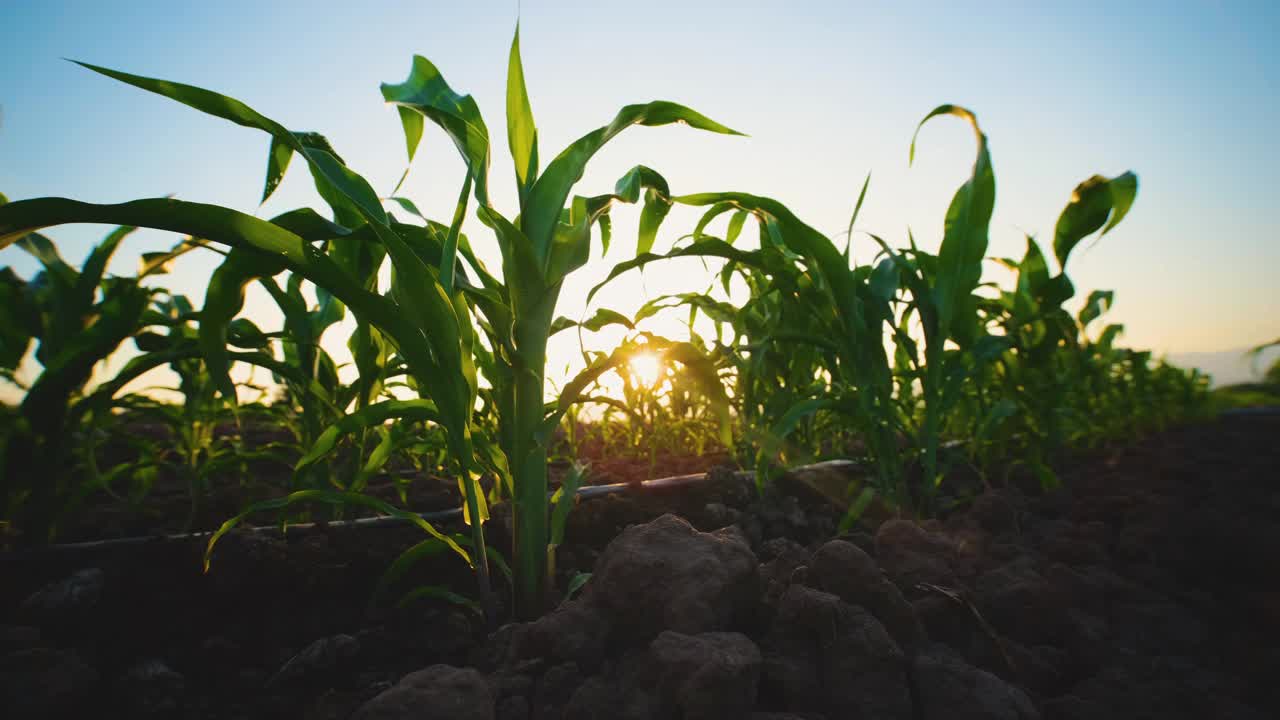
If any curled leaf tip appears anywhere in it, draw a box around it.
[909,103,981,166]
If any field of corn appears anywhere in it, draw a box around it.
[2,24,1278,720]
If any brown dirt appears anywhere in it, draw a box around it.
[1,414,1277,718]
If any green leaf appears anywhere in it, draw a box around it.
[395,107,425,164]
[0,268,35,369]
[199,249,285,398]
[597,214,612,255]
[1015,237,1050,300]
[1053,171,1139,270]
[506,25,539,207]
[0,197,465,446]
[74,61,388,227]
[838,486,877,533]
[725,209,749,245]
[634,293,741,326]
[261,134,294,204]
[397,585,482,614]
[974,397,1017,445]
[565,571,591,600]
[381,55,492,207]
[372,535,457,607]
[71,342,201,421]
[543,166,673,284]
[1096,323,1124,351]
[614,165,671,256]
[22,223,139,368]
[541,343,640,440]
[139,251,175,276]
[226,317,271,349]
[522,102,742,264]
[910,105,995,336]
[869,257,899,302]
[20,281,151,435]
[382,245,475,452]
[549,316,578,337]
[386,196,428,223]
[1099,172,1138,236]
[268,207,352,240]
[439,174,472,295]
[204,489,468,572]
[296,399,440,471]
[844,172,871,257]
[969,333,1012,364]
[138,237,206,279]
[579,308,635,333]
[15,231,76,292]
[78,224,138,297]
[549,462,586,548]
[692,202,734,240]
[587,237,761,307]
[544,197,594,284]
[1078,289,1114,329]
[769,397,840,450]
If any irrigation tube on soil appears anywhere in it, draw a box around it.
[14,460,862,556]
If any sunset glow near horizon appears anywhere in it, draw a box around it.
[2,0,1277,401]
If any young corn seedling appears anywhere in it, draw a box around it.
[984,170,1139,484]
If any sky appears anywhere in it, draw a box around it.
[1,0,1278,399]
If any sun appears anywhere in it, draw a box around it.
[628,351,663,388]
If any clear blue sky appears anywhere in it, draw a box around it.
[2,0,1278,395]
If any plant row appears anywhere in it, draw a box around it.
[0,28,1208,619]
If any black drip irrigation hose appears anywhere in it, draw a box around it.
[10,460,863,557]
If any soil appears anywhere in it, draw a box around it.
[2,414,1278,719]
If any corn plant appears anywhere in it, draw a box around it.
[974,169,1137,482]
[374,30,738,615]
[592,106,1151,518]
[107,292,313,528]
[0,208,212,541]
[0,27,738,618]
[199,197,406,501]
[67,286,350,530]
[628,255,841,468]
[591,189,910,519]
[557,331,732,467]
[119,294,238,528]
